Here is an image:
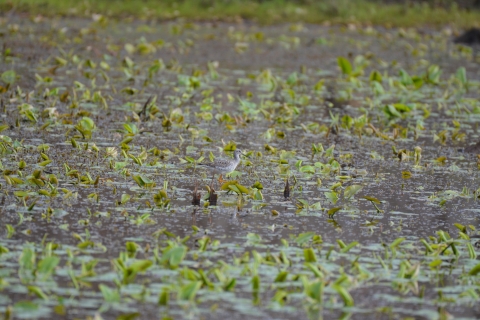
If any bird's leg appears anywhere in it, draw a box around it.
[210,174,216,189]
[217,174,224,184]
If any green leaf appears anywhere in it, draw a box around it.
[305,280,323,302]
[456,67,467,86]
[121,193,131,205]
[390,237,405,249]
[327,207,341,217]
[429,259,442,269]
[162,245,187,268]
[399,69,413,85]
[246,233,262,244]
[333,284,354,306]
[453,223,466,233]
[363,196,381,204]
[369,70,382,82]
[467,243,477,259]
[128,259,153,273]
[325,191,339,204]
[14,301,38,313]
[184,156,195,163]
[178,281,202,300]
[125,241,138,255]
[402,171,412,179]
[337,57,352,76]
[132,175,154,188]
[274,271,288,282]
[295,232,314,245]
[340,241,359,253]
[372,81,385,94]
[253,189,263,200]
[252,274,260,293]
[19,247,35,271]
[469,263,480,276]
[158,288,170,306]
[27,286,49,300]
[344,185,362,200]
[0,245,9,255]
[384,104,402,118]
[0,124,9,132]
[299,165,315,174]
[99,284,120,303]
[121,137,133,145]
[18,107,37,123]
[37,256,60,277]
[6,224,15,238]
[77,240,94,249]
[235,183,250,194]
[221,181,250,195]
[116,313,140,320]
[14,191,29,198]
[39,160,52,167]
[252,181,263,189]
[271,289,288,305]
[197,237,210,252]
[305,263,324,278]
[303,248,317,262]
[1,70,17,84]
[224,278,236,291]
[80,117,95,130]
[114,162,128,171]
[426,64,442,84]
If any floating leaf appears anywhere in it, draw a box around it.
[14,301,38,313]
[221,181,250,195]
[178,281,202,300]
[117,313,140,320]
[158,288,170,306]
[303,248,317,262]
[369,70,382,82]
[295,232,314,245]
[305,280,323,302]
[333,284,354,306]
[274,271,289,282]
[6,224,15,238]
[162,245,187,268]
[363,196,381,204]
[344,185,362,200]
[132,175,155,188]
[325,191,339,204]
[99,284,120,303]
[337,57,352,76]
[469,263,480,276]
[456,67,468,88]
[402,171,412,179]
[27,286,49,300]
[37,256,59,278]
[252,181,263,189]
[299,165,315,174]
[1,70,17,84]
[327,207,341,218]
[246,233,262,245]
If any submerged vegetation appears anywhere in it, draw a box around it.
[0,6,480,320]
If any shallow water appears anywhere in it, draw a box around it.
[0,15,479,319]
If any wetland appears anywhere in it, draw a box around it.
[0,14,480,320]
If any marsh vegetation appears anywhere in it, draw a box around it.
[0,9,479,320]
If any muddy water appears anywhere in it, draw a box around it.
[0,15,479,319]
